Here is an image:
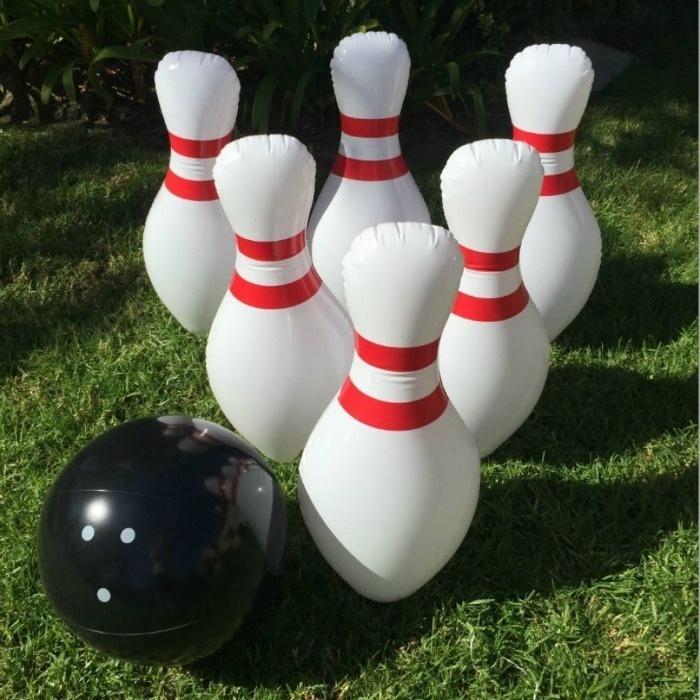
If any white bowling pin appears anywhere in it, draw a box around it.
[308,31,431,310]
[299,222,480,602]
[506,44,602,340]
[438,139,551,458]
[206,135,353,463]
[143,51,240,333]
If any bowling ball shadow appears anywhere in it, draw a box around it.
[188,461,695,690]
[555,250,697,352]
[493,362,696,467]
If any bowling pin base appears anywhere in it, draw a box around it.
[520,189,602,340]
[298,403,480,603]
[206,293,352,463]
[143,188,236,333]
[299,479,414,603]
[440,303,550,458]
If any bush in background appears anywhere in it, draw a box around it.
[1,0,501,133]
[0,0,668,132]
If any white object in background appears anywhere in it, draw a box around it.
[506,43,602,340]
[299,222,480,602]
[438,139,551,458]
[308,31,431,310]
[143,51,240,333]
[206,135,353,463]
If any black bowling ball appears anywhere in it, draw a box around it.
[38,416,287,665]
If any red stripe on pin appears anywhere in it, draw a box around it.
[354,334,439,372]
[541,169,580,196]
[168,132,232,158]
[453,284,530,322]
[338,378,448,430]
[236,230,307,261]
[331,153,408,181]
[230,268,322,309]
[340,114,400,137]
[512,127,576,153]
[459,245,520,272]
[164,169,219,201]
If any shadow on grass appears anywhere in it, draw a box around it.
[554,251,697,352]
[495,363,697,467]
[0,122,166,376]
[0,265,148,378]
[0,123,162,264]
[190,464,695,689]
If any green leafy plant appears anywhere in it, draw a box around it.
[374,0,498,135]
[0,0,161,120]
[0,0,502,132]
[232,0,380,133]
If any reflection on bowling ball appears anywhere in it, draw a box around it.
[38,415,287,666]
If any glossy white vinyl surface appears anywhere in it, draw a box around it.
[143,51,240,332]
[299,222,480,602]
[308,32,430,310]
[206,135,353,463]
[506,44,601,339]
[438,140,550,457]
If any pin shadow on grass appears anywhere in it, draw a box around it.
[556,252,697,352]
[495,362,696,467]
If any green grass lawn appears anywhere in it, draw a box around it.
[0,14,697,700]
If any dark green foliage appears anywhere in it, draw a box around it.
[0,0,496,131]
[230,0,381,133]
[1,0,674,132]
[0,0,163,121]
[372,0,496,134]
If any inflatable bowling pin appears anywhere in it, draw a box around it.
[308,31,431,310]
[299,222,480,602]
[438,139,550,457]
[506,44,602,340]
[143,51,240,332]
[206,135,353,463]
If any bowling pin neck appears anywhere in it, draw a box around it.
[338,129,401,160]
[234,231,313,280]
[346,354,442,400]
[168,150,218,180]
[169,132,232,159]
[339,334,448,430]
[231,231,322,309]
[332,114,407,181]
[453,247,529,322]
[513,128,581,196]
[458,246,524,299]
[459,266,523,298]
[162,131,232,204]
[164,149,222,202]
